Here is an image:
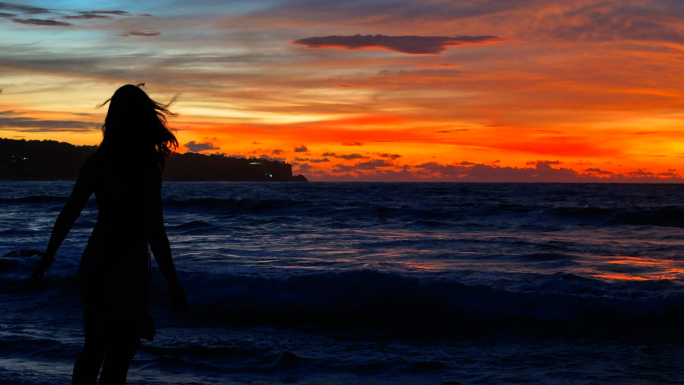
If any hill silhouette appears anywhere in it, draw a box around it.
[0,138,307,182]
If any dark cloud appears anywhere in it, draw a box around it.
[626,169,655,177]
[1,3,139,28]
[91,10,130,16]
[342,141,363,146]
[526,160,562,166]
[259,154,285,161]
[13,18,71,27]
[310,158,330,163]
[328,158,396,173]
[0,3,136,20]
[322,152,368,160]
[64,13,111,20]
[293,34,504,55]
[298,158,684,182]
[584,168,614,175]
[118,30,161,37]
[379,153,402,159]
[411,162,583,182]
[0,115,99,131]
[332,164,355,173]
[307,157,684,182]
[296,163,313,173]
[272,149,283,154]
[658,171,681,177]
[0,2,49,14]
[355,159,394,170]
[294,145,308,152]
[337,153,367,160]
[184,140,220,152]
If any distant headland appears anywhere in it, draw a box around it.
[0,138,307,182]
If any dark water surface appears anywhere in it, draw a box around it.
[1,182,683,384]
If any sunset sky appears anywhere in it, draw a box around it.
[2,0,684,181]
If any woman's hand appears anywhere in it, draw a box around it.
[168,281,187,313]
[31,252,53,288]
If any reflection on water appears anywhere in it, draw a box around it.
[594,256,684,281]
[593,273,650,281]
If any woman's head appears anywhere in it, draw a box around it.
[100,84,178,167]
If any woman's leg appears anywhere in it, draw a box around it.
[98,312,141,385]
[98,337,139,385]
[72,306,106,385]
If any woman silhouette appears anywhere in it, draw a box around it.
[32,84,187,384]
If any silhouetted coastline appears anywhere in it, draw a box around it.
[0,138,307,182]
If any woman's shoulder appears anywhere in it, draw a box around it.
[81,151,101,172]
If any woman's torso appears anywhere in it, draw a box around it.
[76,150,161,308]
[86,150,161,255]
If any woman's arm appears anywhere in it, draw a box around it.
[147,180,187,313]
[32,161,94,287]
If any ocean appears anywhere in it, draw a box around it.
[1,182,683,384]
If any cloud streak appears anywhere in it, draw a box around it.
[0,2,49,14]
[13,18,71,27]
[0,115,99,132]
[293,34,505,55]
[117,30,161,37]
[0,3,147,31]
[322,152,369,160]
[64,13,111,20]
[91,10,130,16]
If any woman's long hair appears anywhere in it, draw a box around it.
[99,84,178,168]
